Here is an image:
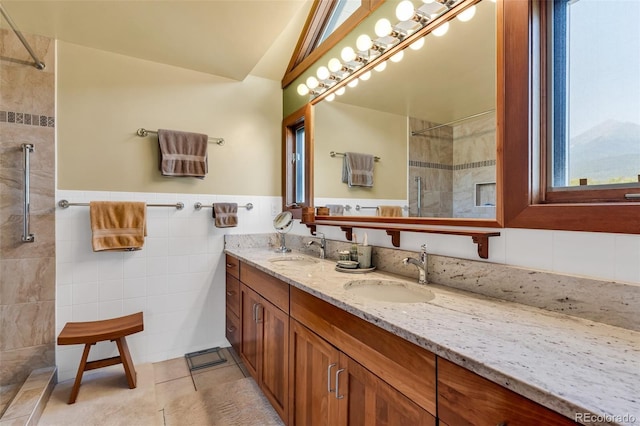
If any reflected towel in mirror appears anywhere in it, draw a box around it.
[326,204,344,215]
[376,205,403,217]
[342,152,374,187]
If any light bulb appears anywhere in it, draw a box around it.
[306,76,319,89]
[375,18,392,37]
[422,0,435,3]
[432,21,449,37]
[317,66,330,80]
[326,93,336,102]
[374,61,387,72]
[396,0,415,21]
[356,34,373,52]
[336,87,346,96]
[360,71,372,81]
[297,84,309,96]
[457,5,476,22]
[347,79,359,88]
[341,46,356,62]
[390,50,404,63]
[409,37,425,50]
[328,58,342,73]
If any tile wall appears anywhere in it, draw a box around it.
[55,189,280,382]
[0,30,56,387]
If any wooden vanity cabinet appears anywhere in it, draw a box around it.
[289,319,435,426]
[289,286,437,425]
[437,358,577,426]
[238,263,289,423]
[224,255,241,354]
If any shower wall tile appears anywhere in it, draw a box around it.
[0,29,56,387]
[0,257,55,305]
[0,301,55,351]
[0,343,55,386]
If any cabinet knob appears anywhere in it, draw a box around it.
[226,326,235,333]
[327,363,336,393]
[335,368,345,399]
[226,291,234,296]
[226,263,234,268]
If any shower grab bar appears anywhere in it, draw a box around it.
[355,205,408,211]
[21,144,35,242]
[415,176,422,217]
[0,4,46,70]
[136,128,224,146]
[193,202,253,211]
[57,200,184,210]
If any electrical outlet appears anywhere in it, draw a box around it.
[271,202,279,216]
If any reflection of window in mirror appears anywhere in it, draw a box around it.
[545,0,640,203]
[282,105,313,218]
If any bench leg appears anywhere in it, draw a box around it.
[68,343,92,404]
[115,337,137,389]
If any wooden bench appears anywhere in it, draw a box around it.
[57,312,144,404]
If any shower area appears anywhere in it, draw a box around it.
[0,10,56,419]
[408,112,496,218]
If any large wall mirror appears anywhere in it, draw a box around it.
[309,0,502,227]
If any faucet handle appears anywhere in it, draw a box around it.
[420,243,427,251]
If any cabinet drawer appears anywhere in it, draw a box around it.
[225,254,240,279]
[240,263,289,313]
[437,358,577,426]
[225,310,240,354]
[226,274,240,317]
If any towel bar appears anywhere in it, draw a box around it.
[136,128,224,146]
[355,205,408,211]
[194,202,253,211]
[330,151,380,161]
[58,200,184,210]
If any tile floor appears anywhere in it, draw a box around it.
[36,346,282,426]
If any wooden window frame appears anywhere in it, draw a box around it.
[282,0,384,89]
[282,104,314,219]
[503,0,640,234]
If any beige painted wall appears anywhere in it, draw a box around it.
[314,101,407,200]
[57,42,282,195]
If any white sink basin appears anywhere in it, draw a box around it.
[344,279,435,303]
[268,255,319,266]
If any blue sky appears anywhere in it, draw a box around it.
[568,0,640,136]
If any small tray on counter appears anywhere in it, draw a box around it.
[335,265,376,274]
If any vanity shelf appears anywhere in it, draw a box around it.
[305,220,500,259]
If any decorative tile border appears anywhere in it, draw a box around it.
[409,159,496,171]
[0,110,54,128]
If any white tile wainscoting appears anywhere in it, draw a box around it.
[54,190,281,382]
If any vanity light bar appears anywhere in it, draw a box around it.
[297,0,474,101]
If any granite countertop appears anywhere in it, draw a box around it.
[225,247,640,426]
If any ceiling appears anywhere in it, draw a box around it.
[329,0,496,124]
[1,0,313,81]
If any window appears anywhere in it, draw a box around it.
[317,0,362,46]
[503,0,640,234]
[282,105,313,218]
[294,125,306,204]
[547,0,640,199]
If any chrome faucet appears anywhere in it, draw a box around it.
[403,244,428,284]
[306,233,326,259]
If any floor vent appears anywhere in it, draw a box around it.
[185,347,227,371]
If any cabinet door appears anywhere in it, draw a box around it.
[259,299,289,422]
[437,358,577,426]
[289,319,341,426]
[338,354,436,426]
[240,283,260,379]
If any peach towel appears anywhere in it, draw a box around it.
[376,205,403,217]
[89,202,147,252]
